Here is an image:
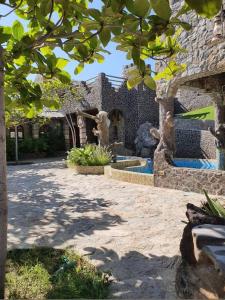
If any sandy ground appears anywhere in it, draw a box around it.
[7,159,218,298]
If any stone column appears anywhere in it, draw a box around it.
[77,115,87,147]
[32,123,39,139]
[210,98,225,170]
[63,121,70,150]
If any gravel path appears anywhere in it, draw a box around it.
[7,160,218,298]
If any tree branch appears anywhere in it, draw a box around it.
[0,0,23,18]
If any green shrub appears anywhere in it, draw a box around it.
[67,144,112,167]
[6,128,66,160]
[40,127,65,155]
[6,138,15,161]
[33,137,49,153]
[19,138,35,154]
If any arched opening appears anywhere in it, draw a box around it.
[109,109,125,144]
[9,126,24,139]
[39,124,50,136]
[85,108,98,145]
[17,125,24,139]
[9,127,16,139]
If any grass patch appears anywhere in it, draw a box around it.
[5,248,110,299]
[177,105,215,120]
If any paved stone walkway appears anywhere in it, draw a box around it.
[7,160,223,298]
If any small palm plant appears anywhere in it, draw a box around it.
[67,144,112,167]
[202,190,225,218]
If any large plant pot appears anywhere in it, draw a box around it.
[67,164,105,175]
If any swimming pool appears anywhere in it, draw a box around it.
[126,159,217,174]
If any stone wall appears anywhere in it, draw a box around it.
[175,118,214,130]
[156,1,225,97]
[175,129,216,159]
[174,118,216,158]
[154,151,225,195]
[174,88,213,114]
[83,72,157,151]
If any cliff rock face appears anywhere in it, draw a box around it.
[135,122,158,158]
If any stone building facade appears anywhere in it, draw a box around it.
[154,0,225,195]
[58,71,158,153]
[7,68,158,157]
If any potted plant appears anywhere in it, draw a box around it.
[67,144,112,175]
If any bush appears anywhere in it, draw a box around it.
[67,144,112,167]
[6,138,15,161]
[6,128,66,160]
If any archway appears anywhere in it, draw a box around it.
[108,109,125,144]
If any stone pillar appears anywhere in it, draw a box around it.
[32,123,39,139]
[212,99,225,170]
[77,115,87,147]
[63,121,70,150]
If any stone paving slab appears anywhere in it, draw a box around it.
[7,160,223,299]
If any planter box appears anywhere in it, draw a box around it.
[67,164,105,175]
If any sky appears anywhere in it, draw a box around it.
[2,0,153,81]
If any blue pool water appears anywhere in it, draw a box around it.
[126,159,217,174]
[174,159,217,170]
[117,156,129,161]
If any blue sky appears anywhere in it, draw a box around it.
[2,1,153,81]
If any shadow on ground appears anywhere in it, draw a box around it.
[83,246,180,298]
[8,163,125,248]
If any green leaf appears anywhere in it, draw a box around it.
[26,106,36,118]
[77,44,88,58]
[74,63,84,75]
[179,22,192,31]
[94,53,104,63]
[0,26,11,43]
[12,20,24,40]
[144,75,156,90]
[57,70,71,84]
[185,0,222,18]
[127,69,143,89]
[127,76,142,89]
[150,0,171,20]
[99,28,111,47]
[175,3,191,18]
[40,0,52,16]
[87,8,101,20]
[14,55,26,66]
[89,36,98,49]
[126,0,151,17]
[56,58,68,69]
[132,47,140,65]
[40,46,52,56]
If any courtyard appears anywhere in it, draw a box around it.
[7,159,214,299]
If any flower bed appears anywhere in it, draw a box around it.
[67,144,112,175]
[67,163,105,175]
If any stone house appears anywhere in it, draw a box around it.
[7,67,158,157]
[153,0,225,195]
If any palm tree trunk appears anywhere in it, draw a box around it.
[0,46,7,299]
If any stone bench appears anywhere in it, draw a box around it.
[192,224,225,276]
